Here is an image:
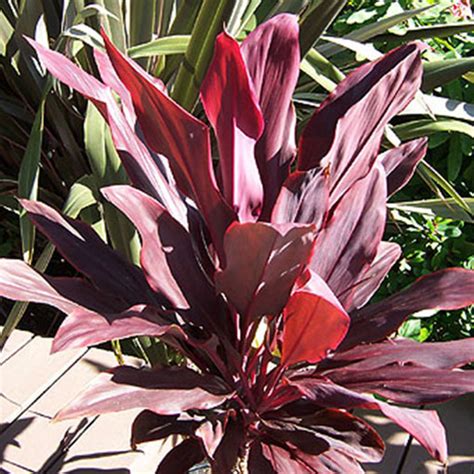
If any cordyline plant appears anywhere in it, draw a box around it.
[1,14,474,473]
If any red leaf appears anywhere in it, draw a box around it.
[298,42,424,207]
[54,366,232,421]
[241,14,300,215]
[215,222,315,323]
[341,267,474,350]
[101,30,235,260]
[281,272,350,367]
[201,32,264,221]
[156,438,205,474]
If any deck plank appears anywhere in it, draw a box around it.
[0,335,85,425]
[0,329,34,366]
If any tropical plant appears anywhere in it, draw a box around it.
[0,14,473,472]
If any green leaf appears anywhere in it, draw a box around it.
[84,102,140,264]
[299,0,348,56]
[393,119,474,140]
[389,198,474,223]
[318,5,432,57]
[62,23,104,48]
[171,0,233,110]
[422,58,474,92]
[373,22,474,43]
[18,100,44,264]
[447,134,463,182]
[128,35,190,59]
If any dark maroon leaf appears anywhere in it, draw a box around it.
[288,378,448,463]
[215,222,315,323]
[0,260,124,315]
[248,442,277,473]
[131,410,198,449]
[241,14,300,216]
[341,268,474,350]
[101,30,235,261]
[102,185,217,312]
[156,438,205,474]
[211,417,245,473]
[20,199,156,306]
[298,43,423,207]
[282,272,350,367]
[272,168,329,232]
[327,364,474,405]
[297,409,384,463]
[348,241,401,312]
[331,338,474,371]
[379,138,428,196]
[54,366,232,420]
[52,305,185,353]
[310,166,387,309]
[201,32,264,222]
[305,449,364,474]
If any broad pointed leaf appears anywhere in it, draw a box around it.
[298,42,423,207]
[201,32,264,222]
[379,138,428,196]
[156,438,205,474]
[101,30,235,260]
[341,268,474,350]
[241,14,300,216]
[215,222,315,323]
[282,272,350,367]
[55,366,232,420]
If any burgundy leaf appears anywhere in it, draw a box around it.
[281,272,350,367]
[19,199,156,306]
[52,304,186,353]
[131,410,198,449]
[306,449,364,474]
[102,185,216,311]
[341,268,474,350]
[331,338,474,371]
[272,168,329,232]
[215,222,315,323]
[288,377,448,463]
[0,260,123,315]
[379,137,428,196]
[348,241,401,312]
[310,166,387,309]
[211,417,245,473]
[201,32,264,222]
[260,442,315,473]
[328,364,474,405]
[101,30,235,260]
[54,366,232,421]
[156,438,205,474]
[298,43,424,207]
[296,409,384,463]
[248,442,277,473]
[379,403,447,463]
[241,14,300,215]
[29,39,187,222]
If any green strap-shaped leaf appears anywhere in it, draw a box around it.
[128,35,190,59]
[422,58,474,92]
[171,0,233,111]
[393,119,474,140]
[299,0,348,56]
[18,100,44,264]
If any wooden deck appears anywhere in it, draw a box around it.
[0,328,473,473]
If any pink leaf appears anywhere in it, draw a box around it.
[201,32,264,222]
